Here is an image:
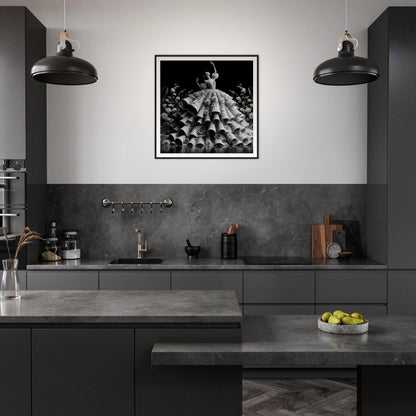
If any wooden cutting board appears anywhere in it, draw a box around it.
[311,214,343,258]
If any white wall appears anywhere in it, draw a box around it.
[1,0,415,184]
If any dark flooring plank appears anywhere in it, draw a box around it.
[243,379,356,416]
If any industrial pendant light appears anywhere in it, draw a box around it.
[31,0,98,85]
[313,0,379,86]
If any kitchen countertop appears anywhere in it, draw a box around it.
[152,315,416,366]
[27,257,386,270]
[0,290,242,324]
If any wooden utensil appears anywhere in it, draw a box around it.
[311,214,343,258]
[226,224,239,234]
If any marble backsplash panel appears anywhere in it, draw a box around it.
[47,185,367,259]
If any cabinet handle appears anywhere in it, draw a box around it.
[0,177,19,180]
[0,213,19,217]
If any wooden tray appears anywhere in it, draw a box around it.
[317,318,369,335]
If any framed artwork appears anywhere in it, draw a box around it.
[155,55,258,159]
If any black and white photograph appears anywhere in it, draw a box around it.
[155,55,258,158]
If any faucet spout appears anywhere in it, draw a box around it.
[135,228,147,259]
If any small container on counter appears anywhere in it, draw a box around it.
[221,233,237,259]
[40,237,61,262]
[61,231,81,260]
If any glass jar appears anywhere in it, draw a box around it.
[40,238,61,262]
[61,231,81,260]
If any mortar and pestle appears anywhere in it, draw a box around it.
[185,239,200,258]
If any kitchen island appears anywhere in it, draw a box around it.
[153,315,416,416]
[0,290,242,416]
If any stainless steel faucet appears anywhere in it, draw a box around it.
[135,228,148,259]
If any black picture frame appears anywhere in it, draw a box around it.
[155,55,259,159]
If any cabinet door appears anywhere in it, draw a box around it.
[171,271,243,302]
[388,271,416,314]
[18,270,26,290]
[32,329,134,416]
[0,8,26,158]
[315,304,387,315]
[244,304,314,315]
[27,271,99,290]
[0,329,30,416]
[244,271,315,303]
[316,271,387,303]
[100,271,170,290]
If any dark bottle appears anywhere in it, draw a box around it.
[221,233,237,259]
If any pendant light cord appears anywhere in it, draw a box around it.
[345,0,348,32]
[63,0,67,32]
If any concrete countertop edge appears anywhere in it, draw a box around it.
[26,257,387,271]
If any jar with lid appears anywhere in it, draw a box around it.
[40,238,61,262]
[61,231,81,260]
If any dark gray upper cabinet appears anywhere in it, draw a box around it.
[0,7,46,159]
[368,8,416,269]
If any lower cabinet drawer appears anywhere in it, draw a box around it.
[388,271,416,314]
[244,304,315,315]
[171,271,243,302]
[315,304,387,315]
[100,271,170,290]
[316,271,387,303]
[244,271,315,303]
[18,271,27,290]
[27,271,99,290]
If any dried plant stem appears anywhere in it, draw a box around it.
[2,227,12,264]
[14,227,43,260]
[2,227,43,272]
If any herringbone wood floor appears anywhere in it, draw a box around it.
[243,378,356,416]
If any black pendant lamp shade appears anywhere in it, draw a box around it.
[313,40,379,86]
[31,39,98,85]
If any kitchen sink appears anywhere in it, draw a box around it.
[109,258,164,264]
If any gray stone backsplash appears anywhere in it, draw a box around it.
[47,185,366,260]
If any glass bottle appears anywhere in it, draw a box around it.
[1,259,20,300]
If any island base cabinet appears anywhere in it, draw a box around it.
[32,329,134,416]
[0,329,31,416]
[135,328,242,416]
[358,366,416,415]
